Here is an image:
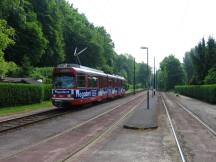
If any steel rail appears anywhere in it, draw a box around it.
[63,96,145,161]
[0,109,70,133]
[2,93,145,160]
[0,91,144,134]
[161,94,187,162]
[175,100,216,136]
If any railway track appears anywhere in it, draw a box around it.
[61,94,145,161]
[178,103,216,136]
[161,94,216,162]
[1,92,145,161]
[0,108,71,133]
[0,91,144,134]
[170,94,216,136]
[161,94,186,162]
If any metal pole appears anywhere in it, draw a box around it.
[147,48,149,109]
[133,58,136,94]
[154,57,156,95]
[156,68,157,90]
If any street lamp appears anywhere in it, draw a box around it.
[133,58,136,94]
[141,46,149,109]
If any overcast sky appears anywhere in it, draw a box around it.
[68,0,216,68]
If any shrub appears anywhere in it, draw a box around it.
[0,83,52,107]
[175,84,216,103]
[42,84,52,101]
[0,83,44,107]
[30,67,53,84]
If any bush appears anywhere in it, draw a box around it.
[175,84,216,103]
[42,84,52,101]
[30,67,53,84]
[0,83,52,107]
[204,66,216,84]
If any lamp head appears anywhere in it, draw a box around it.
[141,46,148,49]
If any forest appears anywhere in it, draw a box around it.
[157,37,216,90]
[0,0,215,90]
[0,0,150,88]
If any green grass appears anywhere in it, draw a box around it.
[0,101,52,117]
[126,88,145,93]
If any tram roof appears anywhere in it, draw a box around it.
[57,64,126,80]
[57,64,106,76]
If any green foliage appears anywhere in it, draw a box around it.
[175,85,216,104]
[42,84,52,101]
[204,66,216,84]
[6,64,22,77]
[21,56,34,77]
[101,65,114,74]
[0,101,52,116]
[185,37,216,84]
[0,19,15,57]
[0,19,15,77]
[0,83,44,107]
[0,83,52,107]
[183,51,194,84]
[0,61,18,77]
[30,67,53,83]
[30,0,65,66]
[1,0,48,66]
[159,55,185,90]
[137,63,151,88]
[0,0,151,88]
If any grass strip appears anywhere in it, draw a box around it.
[0,101,52,116]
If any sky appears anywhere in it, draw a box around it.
[68,0,216,69]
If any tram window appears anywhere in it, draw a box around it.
[115,79,117,87]
[99,77,105,88]
[98,77,102,88]
[103,77,108,87]
[112,79,115,87]
[77,75,86,88]
[117,80,120,86]
[108,79,112,87]
[88,76,98,88]
[53,75,74,88]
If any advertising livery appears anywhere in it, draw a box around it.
[52,64,126,108]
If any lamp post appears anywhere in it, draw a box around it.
[133,58,136,94]
[141,46,149,109]
[154,57,156,95]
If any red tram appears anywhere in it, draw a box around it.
[52,64,126,107]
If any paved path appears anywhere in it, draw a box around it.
[124,94,158,129]
[169,92,216,131]
[163,93,216,162]
[67,95,181,162]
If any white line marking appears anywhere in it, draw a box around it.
[176,101,216,136]
[161,94,186,162]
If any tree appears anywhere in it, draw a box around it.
[0,19,16,77]
[204,66,216,84]
[191,38,208,83]
[187,37,216,84]
[113,54,135,84]
[159,55,185,90]
[1,0,48,66]
[30,0,65,66]
[183,51,194,84]
[137,63,151,88]
[206,37,216,71]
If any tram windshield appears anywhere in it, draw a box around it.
[53,75,75,88]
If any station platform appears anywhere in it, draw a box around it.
[124,94,158,129]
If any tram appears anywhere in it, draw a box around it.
[52,64,126,107]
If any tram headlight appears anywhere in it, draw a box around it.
[67,94,71,98]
